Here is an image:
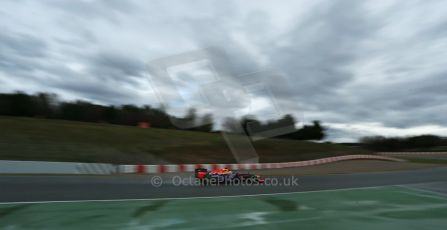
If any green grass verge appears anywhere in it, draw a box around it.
[0,116,371,164]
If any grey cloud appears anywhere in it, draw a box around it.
[0,32,48,58]
[89,51,145,79]
[45,0,137,23]
[1,0,447,141]
[0,31,49,79]
[54,79,140,105]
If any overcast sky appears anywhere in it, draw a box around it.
[1,0,447,142]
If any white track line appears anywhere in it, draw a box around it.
[0,184,419,205]
[396,184,447,198]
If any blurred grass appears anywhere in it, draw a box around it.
[0,116,371,164]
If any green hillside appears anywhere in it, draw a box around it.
[0,116,371,164]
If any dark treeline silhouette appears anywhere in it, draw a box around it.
[223,114,325,141]
[0,92,326,140]
[171,108,214,132]
[360,135,447,151]
[0,92,177,129]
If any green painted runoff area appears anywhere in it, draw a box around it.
[1,186,446,230]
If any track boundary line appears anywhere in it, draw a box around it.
[396,184,447,198]
[0,183,428,205]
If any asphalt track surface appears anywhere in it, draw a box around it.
[1,166,447,203]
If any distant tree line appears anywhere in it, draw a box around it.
[0,92,177,129]
[223,114,325,141]
[0,92,326,140]
[360,135,447,151]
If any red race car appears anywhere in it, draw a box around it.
[194,167,264,185]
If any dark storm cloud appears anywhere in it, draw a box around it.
[89,51,145,80]
[171,1,380,117]
[266,1,378,101]
[0,32,48,58]
[42,50,149,104]
[54,79,141,105]
[0,31,48,73]
[1,0,447,141]
[248,0,447,137]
